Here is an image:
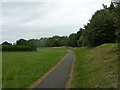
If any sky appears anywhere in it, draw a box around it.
[1,0,111,43]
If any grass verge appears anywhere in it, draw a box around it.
[71,43,119,88]
[2,47,67,88]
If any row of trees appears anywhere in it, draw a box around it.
[16,36,68,47]
[1,32,82,47]
[1,3,120,49]
[77,3,120,46]
[1,36,68,48]
[60,2,119,47]
[2,45,37,51]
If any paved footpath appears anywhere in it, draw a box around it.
[34,50,75,88]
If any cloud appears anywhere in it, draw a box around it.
[1,0,110,43]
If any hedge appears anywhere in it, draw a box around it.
[1,45,37,51]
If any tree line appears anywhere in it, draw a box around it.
[77,2,120,47]
[1,2,120,51]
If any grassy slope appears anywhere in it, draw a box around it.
[71,43,119,88]
[2,48,67,88]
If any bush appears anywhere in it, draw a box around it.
[77,36,86,47]
[1,45,37,51]
[82,9,116,46]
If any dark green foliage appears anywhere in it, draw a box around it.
[15,36,68,47]
[1,3,119,48]
[67,28,83,47]
[78,6,117,46]
[102,4,107,9]
[1,41,12,45]
[108,2,115,11]
[76,28,83,40]
[77,28,85,46]
[16,39,28,45]
[28,39,40,47]
[47,36,61,47]
[39,38,49,47]
[77,36,86,47]
[1,45,37,51]
[38,36,68,47]
[67,34,78,47]
[115,5,120,43]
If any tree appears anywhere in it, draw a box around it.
[108,2,115,11]
[102,4,107,9]
[67,34,78,47]
[76,28,83,40]
[115,5,120,43]
[82,9,116,46]
[39,38,49,47]
[16,39,28,45]
[1,41,12,45]
[59,36,68,46]
[28,39,40,47]
[39,36,68,47]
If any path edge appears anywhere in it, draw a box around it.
[65,50,75,88]
[28,51,68,89]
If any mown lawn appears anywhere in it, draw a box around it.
[71,43,118,88]
[2,47,67,88]
[0,52,1,89]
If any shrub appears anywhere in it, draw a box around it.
[1,45,37,51]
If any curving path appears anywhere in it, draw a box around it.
[33,50,75,88]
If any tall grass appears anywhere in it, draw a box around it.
[71,43,118,88]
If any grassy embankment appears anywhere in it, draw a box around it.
[71,43,119,88]
[2,48,67,88]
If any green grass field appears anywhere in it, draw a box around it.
[71,43,118,88]
[2,47,67,88]
[0,52,2,89]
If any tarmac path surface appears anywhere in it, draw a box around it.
[34,50,75,88]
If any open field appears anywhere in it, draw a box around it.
[0,51,1,89]
[2,43,119,88]
[2,48,67,88]
[71,43,119,88]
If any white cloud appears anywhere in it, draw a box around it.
[1,0,110,43]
